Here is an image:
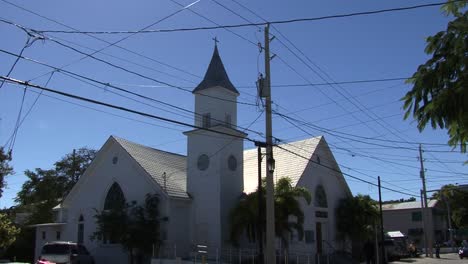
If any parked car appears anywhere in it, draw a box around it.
[384,231,411,261]
[37,241,94,264]
[384,239,405,261]
[459,247,468,259]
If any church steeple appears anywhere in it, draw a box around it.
[193,44,239,95]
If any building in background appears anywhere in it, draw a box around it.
[382,199,448,247]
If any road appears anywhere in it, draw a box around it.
[392,253,466,263]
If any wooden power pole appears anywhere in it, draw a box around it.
[263,23,276,264]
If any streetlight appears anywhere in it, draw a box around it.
[267,157,275,173]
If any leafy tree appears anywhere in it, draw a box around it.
[15,147,95,224]
[402,2,468,152]
[0,213,20,249]
[0,147,14,199]
[15,169,68,224]
[433,184,468,228]
[335,194,379,260]
[230,177,311,251]
[54,148,96,190]
[91,194,162,264]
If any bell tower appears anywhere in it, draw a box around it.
[184,44,247,249]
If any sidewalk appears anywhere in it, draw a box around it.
[392,253,465,263]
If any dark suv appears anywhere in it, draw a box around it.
[37,241,94,264]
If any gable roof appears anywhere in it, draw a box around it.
[113,136,189,199]
[243,137,323,193]
[86,135,345,199]
[382,199,438,211]
[193,45,239,95]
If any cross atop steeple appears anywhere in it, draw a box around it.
[212,37,219,45]
[192,43,239,95]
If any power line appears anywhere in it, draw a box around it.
[168,0,258,46]
[274,112,459,152]
[109,76,411,89]
[278,136,419,194]
[2,77,427,198]
[0,0,201,80]
[0,38,30,90]
[1,76,259,143]
[0,48,263,136]
[3,72,55,149]
[0,25,256,107]
[275,113,468,176]
[223,0,466,176]
[274,143,418,197]
[30,1,464,34]
[8,86,27,153]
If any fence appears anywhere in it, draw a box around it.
[152,244,352,264]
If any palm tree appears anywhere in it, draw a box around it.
[274,178,311,251]
[230,177,311,251]
[335,194,379,261]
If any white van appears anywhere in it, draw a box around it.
[37,241,94,264]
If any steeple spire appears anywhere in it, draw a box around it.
[193,44,239,95]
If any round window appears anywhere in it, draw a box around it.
[228,155,237,171]
[197,154,210,171]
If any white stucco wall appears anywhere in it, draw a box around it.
[187,86,243,251]
[289,139,351,256]
[49,139,173,264]
[34,225,65,261]
[194,87,238,128]
[186,128,244,250]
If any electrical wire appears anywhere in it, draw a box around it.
[274,143,418,197]
[3,72,55,149]
[0,48,263,136]
[1,76,260,143]
[29,1,464,34]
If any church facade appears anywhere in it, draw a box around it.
[33,45,352,263]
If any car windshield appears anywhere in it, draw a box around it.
[41,244,70,254]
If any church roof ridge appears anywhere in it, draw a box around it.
[193,44,239,95]
[110,136,189,199]
[111,135,186,158]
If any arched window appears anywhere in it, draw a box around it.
[102,183,125,244]
[314,185,328,208]
[77,214,84,244]
[104,182,125,210]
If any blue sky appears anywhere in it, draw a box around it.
[0,0,467,208]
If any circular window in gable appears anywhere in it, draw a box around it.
[228,155,237,171]
[197,154,210,171]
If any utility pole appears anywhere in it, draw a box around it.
[72,149,77,183]
[254,141,266,264]
[419,144,433,257]
[378,176,386,264]
[264,23,276,264]
[420,190,428,257]
[441,192,454,252]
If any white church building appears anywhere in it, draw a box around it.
[33,45,352,263]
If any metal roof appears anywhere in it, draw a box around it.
[243,136,323,193]
[192,45,239,95]
[113,136,337,198]
[382,199,438,210]
[113,136,189,199]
